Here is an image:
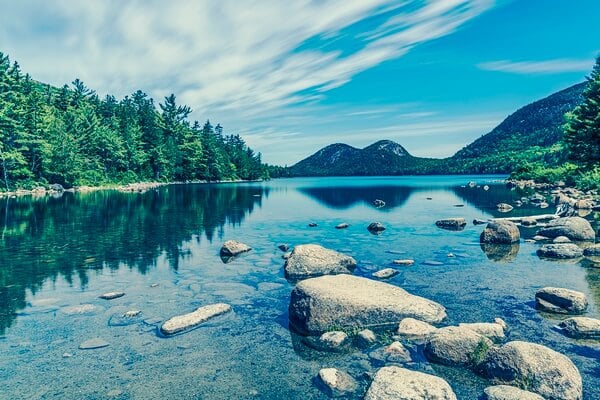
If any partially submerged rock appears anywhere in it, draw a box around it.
[318,368,358,396]
[99,291,125,300]
[459,319,506,342]
[536,243,583,259]
[553,235,571,243]
[319,331,348,350]
[479,341,582,400]
[537,217,595,241]
[424,326,492,366]
[335,223,349,229]
[289,274,446,335]
[397,318,438,340]
[372,268,398,279]
[435,218,467,231]
[357,329,377,346]
[497,203,514,212]
[365,366,457,400]
[557,317,600,339]
[392,259,414,266]
[367,222,386,233]
[220,240,252,257]
[278,244,290,252]
[480,221,520,244]
[535,287,588,314]
[160,303,232,336]
[284,244,356,280]
[583,244,600,256]
[482,385,544,400]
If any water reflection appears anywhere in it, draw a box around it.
[0,184,266,334]
[480,243,520,262]
[299,185,413,210]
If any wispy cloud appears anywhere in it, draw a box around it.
[478,58,594,74]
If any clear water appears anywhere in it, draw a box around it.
[1,176,599,399]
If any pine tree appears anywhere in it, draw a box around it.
[564,56,600,167]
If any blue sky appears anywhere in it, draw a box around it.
[0,0,598,165]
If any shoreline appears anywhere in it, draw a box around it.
[0,179,263,198]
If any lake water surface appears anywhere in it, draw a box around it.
[1,176,599,399]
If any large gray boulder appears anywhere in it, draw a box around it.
[480,221,520,244]
[536,243,583,259]
[284,244,356,280]
[424,326,492,367]
[482,385,544,400]
[288,274,447,335]
[365,366,457,400]
[557,317,600,339]
[535,287,588,314]
[537,217,595,241]
[479,341,582,400]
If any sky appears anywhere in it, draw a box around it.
[0,0,599,165]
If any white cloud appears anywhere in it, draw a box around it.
[0,0,493,163]
[478,58,594,74]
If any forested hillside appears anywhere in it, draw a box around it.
[0,52,270,190]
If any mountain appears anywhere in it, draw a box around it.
[289,82,586,176]
[289,140,441,176]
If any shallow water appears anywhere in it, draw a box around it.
[1,176,599,399]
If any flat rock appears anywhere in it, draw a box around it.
[220,240,252,257]
[160,303,232,336]
[372,268,399,279]
[532,235,550,241]
[479,341,582,400]
[289,274,447,335]
[284,244,356,280]
[481,221,520,244]
[537,243,583,259]
[318,368,357,396]
[435,218,467,231]
[79,338,110,350]
[557,317,600,339]
[335,223,349,229]
[99,291,125,300]
[537,216,595,241]
[483,385,544,400]
[535,287,587,314]
[422,260,444,266]
[424,326,492,366]
[365,366,457,400]
[392,259,414,266]
[397,318,438,340]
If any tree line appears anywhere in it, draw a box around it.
[0,52,276,190]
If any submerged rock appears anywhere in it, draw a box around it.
[318,368,357,396]
[535,287,588,314]
[284,244,356,280]
[365,366,457,400]
[289,274,447,335]
[424,326,492,367]
[557,317,600,339]
[480,220,520,244]
[220,240,252,257]
[108,310,144,327]
[99,291,125,300]
[537,243,583,259]
[60,304,100,315]
[482,385,544,400]
[479,341,582,400]
[537,217,595,241]
[79,338,110,350]
[318,331,348,350]
[160,303,232,336]
[435,218,467,231]
[372,268,398,279]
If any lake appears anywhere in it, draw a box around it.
[1,176,599,399]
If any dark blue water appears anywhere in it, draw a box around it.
[0,176,599,399]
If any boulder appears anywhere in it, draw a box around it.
[289,275,446,335]
[553,236,571,243]
[284,244,356,280]
[557,317,600,339]
[497,203,514,212]
[319,331,348,350]
[535,287,588,314]
[424,326,492,366]
[160,303,232,336]
[435,218,467,231]
[482,385,544,400]
[368,222,386,233]
[365,366,457,400]
[480,221,520,244]
[372,268,399,279]
[479,341,582,400]
[220,240,252,257]
[537,217,595,241]
[459,319,506,342]
[397,318,438,340]
[583,244,600,256]
[574,199,593,209]
[318,368,357,396]
[536,243,583,259]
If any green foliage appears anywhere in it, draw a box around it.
[0,52,267,190]
[469,339,491,366]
